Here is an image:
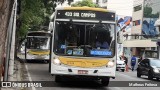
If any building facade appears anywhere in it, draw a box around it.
[123,0,160,68]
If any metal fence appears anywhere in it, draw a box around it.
[4,0,17,81]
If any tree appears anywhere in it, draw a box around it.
[17,0,72,51]
[0,0,13,81]
[144,7,152,17]
[17,0,69,39]
[144,6,159,18]
[71,0,99,7]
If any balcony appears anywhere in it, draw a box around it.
[122,34,159,47]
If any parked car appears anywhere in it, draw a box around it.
[116,57,125,72]
[20,42,25,54]
[137,58,160,80]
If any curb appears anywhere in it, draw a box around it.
[1,59,25,90]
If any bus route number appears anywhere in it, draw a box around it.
[64,12,96,18]
[65,12,72,16]
[65,12,80,17]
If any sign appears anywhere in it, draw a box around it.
[90,50,112,56]
[1,81,160,87]
[56,10,115,21]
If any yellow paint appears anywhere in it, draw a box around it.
[59,57,109,68]
[64,7,108,12]
[28,50,49,55]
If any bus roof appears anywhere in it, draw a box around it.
[55,7,115,13]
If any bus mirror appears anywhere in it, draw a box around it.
[49,22,54,31]
[117,31,123,44]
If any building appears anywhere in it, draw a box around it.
[154,15,160,59]
[93,0,108,8]
[107,0,133,60]
[123,0,160,68]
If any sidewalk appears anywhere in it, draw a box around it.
[1,58,26,90]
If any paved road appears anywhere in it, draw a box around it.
[21,60,160,90]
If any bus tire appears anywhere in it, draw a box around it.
[55,75,62,83]
[25,59,28,63]
[101,77,110,86]
[148,71,153,80]
[156,78,159,80]
[137,70,141,78]
[49,60,51,73]
[121,69,125,72]
[46,60,49,63]
[44,60,49,64]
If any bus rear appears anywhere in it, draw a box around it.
[50,7,116,86]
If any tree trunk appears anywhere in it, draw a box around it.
[0,0,12,82]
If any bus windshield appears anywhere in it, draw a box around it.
[27,37,50,50]
[53,21,115,57]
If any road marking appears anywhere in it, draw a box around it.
[118,73,139,80]
[112,87,124,90]
[25,64,36,90]
[117,72,148,81]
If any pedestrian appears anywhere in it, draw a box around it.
[131,55,136,71]
[124,56,128,65]
[138,56,142,63]
[124,56,129,72]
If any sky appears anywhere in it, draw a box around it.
[107,0,133,16]
[58,0,134,16]
[73,0,134,16]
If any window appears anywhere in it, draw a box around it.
[150,60,160,67]
[27,37,50,49]
[133,20,141,26]
[134,5,142,12]
[53,21,115,57]
[144,60,149,67]
[96,0,99,4]
[140,60,145,66]
[103,0,107,3]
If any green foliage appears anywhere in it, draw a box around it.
[71,0,99,7]
[18,0,44,38]
[18,0,74,39]
[144,6,159,18]
[18,0,56,38]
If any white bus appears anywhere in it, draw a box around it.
[25,31,51,63]
[49,7,117,86]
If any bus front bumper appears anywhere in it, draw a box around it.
[26,54,49,60]
[51,64,115,77]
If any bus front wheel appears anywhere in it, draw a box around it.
[101,77,110,86]
[55,75,62,83]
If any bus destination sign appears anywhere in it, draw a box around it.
[56,10,115,21]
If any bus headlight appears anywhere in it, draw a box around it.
[53,58,61,65]
[153,68,159,73]
[108,61,114,67]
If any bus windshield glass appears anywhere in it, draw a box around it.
[27,37,50,50]
[53,21,115,57]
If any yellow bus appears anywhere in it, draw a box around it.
[49,7,117,86]
[25,31,51,63]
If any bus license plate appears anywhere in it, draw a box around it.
[78,70,88,74]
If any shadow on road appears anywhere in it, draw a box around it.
[17,58,48,64]
[54,81,107,89]
[139,76,160,82]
